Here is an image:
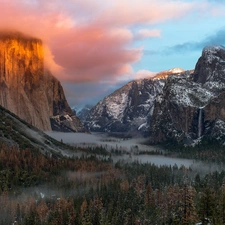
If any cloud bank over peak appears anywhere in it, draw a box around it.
[1,0,225,107]
[0,0,204,83]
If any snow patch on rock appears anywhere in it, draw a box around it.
[168,68,185,74]
[106,93,128,120]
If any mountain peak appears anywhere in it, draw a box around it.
[153,68,184,80]
[167,68,185,74]
[202,45,225,63]
[194,45,225,84]
[203,45,225,54]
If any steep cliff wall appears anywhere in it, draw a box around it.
[150,46,225,145]
[84,69,183,133]
[0,31,85,132]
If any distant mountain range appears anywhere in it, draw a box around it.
[82,46,225,145]
[83,68,186,134]
[75,105,93,123]
[1,31,225,147]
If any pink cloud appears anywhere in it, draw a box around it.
[93,0,197,27]
[135,70,157,80]
[48,26,142,82]
[0,0,142,82]
[0,0,216,84]
[135,29,161,40]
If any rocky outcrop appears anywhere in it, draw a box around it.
[85,69,183,134]
[150,46,225,145]
[193,46,225,85]
[0,31,85,132]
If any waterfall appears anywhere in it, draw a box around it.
[198,108,203,138]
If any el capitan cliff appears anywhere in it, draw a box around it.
[0,31,85,132]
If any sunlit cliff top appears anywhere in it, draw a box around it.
[0,30,41,42]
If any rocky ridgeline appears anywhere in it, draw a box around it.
[84,45,225,145]
[150,46,225,145]
[84,69,184,134]
[0,31,85,132]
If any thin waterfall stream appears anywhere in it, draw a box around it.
[198,108,203,138]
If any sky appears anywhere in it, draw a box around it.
[2,0,225,110]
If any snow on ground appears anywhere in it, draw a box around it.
[168,68,184,74]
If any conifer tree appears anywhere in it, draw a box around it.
[180,185,197,225]
[197,187,216,225]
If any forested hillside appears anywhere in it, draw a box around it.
[1,141,225,225]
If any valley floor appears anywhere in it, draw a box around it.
[1,132,225,224]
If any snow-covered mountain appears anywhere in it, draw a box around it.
[85,45,225,145]
[150,45,225,145]
[84,69,184,134]
[77,105,93,123]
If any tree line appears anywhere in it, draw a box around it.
[1,142,225,224]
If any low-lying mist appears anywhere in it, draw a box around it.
[45,131,224,175]
[45,131,159,153]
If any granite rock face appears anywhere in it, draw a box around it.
[193,46,225,85]
[0,31,85,132]
[150,46,225,145]
[79,45,225,144]
[84,69,184,134]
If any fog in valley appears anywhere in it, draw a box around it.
[45,131,159,153]
[2,131,224,224]
[45,131,224,174]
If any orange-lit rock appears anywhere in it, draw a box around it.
[0,31,85,132]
